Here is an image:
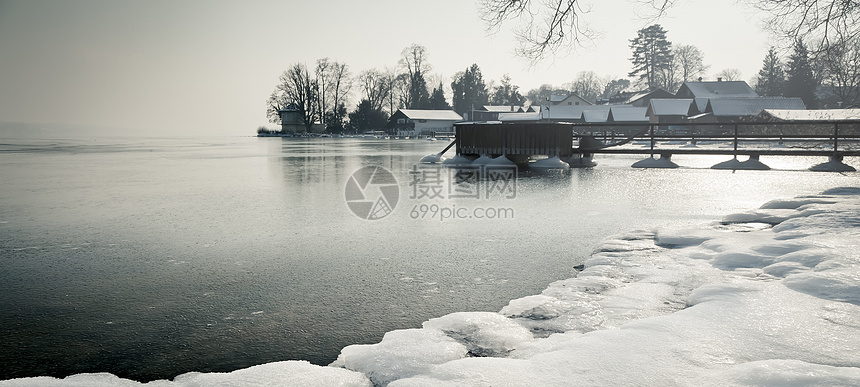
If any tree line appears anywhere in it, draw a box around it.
[266,23,860,134]
[756,39,860,109]
[266,44,530,134]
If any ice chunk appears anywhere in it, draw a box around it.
[501,294,604,334]
[759,198,835,209]
[712,251,774,269]
[330,329,467,386]
[709,359,860,386]
[762,261,809,277]
[772,248,831,267]
[821,187,860,195]
[654,228,720,247]
[422,312,532,357]
[171,361,372,387]
[783,270,860,305]
[722,209,798,225]
[0,361,372,387]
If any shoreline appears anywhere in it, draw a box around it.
[3,187,860,386]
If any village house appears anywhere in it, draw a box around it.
[279,103,323,134]
[692,97,806,123]
[674,80,759,114]
[622,89,674,107]
[550,93,593,106]
[387,109,463,137]
[470,105,529,121]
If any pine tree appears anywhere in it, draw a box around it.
[451,64,489,116]
[784,40,817,108]
[629,25,673,90]
[428,83,450,109]
[755,47,786,96]
[409,71,431,109]
[490,74,526,105]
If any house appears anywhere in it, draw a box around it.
[646,99,695,124]
[674,81,759,99]
[624,89,674,107]
[278,103,323,134]
[754,109,860,134]
[674,81,759,115]
[694,97,806,123]
[755,108,860,121]
[470,105,528,121]
[606,106,649,135]
[497,111,541,122]
[388,109,463,137]
[550,93,593,106]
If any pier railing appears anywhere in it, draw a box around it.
[574,120,860,158]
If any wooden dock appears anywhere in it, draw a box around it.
[452,120,860,170]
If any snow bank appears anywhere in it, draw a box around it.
[0,361,371,386]
[5,187,860,386]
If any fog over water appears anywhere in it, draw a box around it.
[0,135,856,381]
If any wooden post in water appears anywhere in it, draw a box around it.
[834,122,840,154]
[733,124,739,155]
[649,124,655,158]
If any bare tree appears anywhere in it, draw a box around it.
[398,44,433,108]
[563,71,606,103]
[268,63,318,132]
[479,0,595,62]
[358,69,391,112]
[315,58,332,127]
[716,68,743,81]
[674,44,709,83]
[752,0,860,48]
[815,37,860,106]
[480,0,858,61]
[480,0,673,61]
[314,59,352,129]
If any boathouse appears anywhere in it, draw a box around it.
[388,109,463,137]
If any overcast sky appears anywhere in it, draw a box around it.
[0,0,776,136]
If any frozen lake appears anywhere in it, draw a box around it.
[0,135,857,381]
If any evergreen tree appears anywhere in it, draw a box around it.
[451,64,489,117]
[784,40,817,108]
[349,99,389,133]
[490,74,526,105]
[601,79,630,100]
[629,24,674,90]
[428,83,450,109]
[755,47,786,96]
[525,84,562,106]
[409,71,431,109]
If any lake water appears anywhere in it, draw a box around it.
[1,135,857,382]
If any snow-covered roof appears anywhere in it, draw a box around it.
[497,112,540,121]
[582,108,611,123]
[397,109,463,121]
[757,108,860,121]
[692,98,709,114]
[647,99,694,117]
[676,81,758,99]
[705,97,806,116]
[542,105,611,121]
[482,105,526,113]
[625,89,674,105]
[608,106,648,122]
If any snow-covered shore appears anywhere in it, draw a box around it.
[4,187,860,386]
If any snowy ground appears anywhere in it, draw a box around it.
[3,187,860,387]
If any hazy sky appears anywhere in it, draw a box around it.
[0,0,777,136]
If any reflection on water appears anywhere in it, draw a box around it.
[0,136,858,382]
